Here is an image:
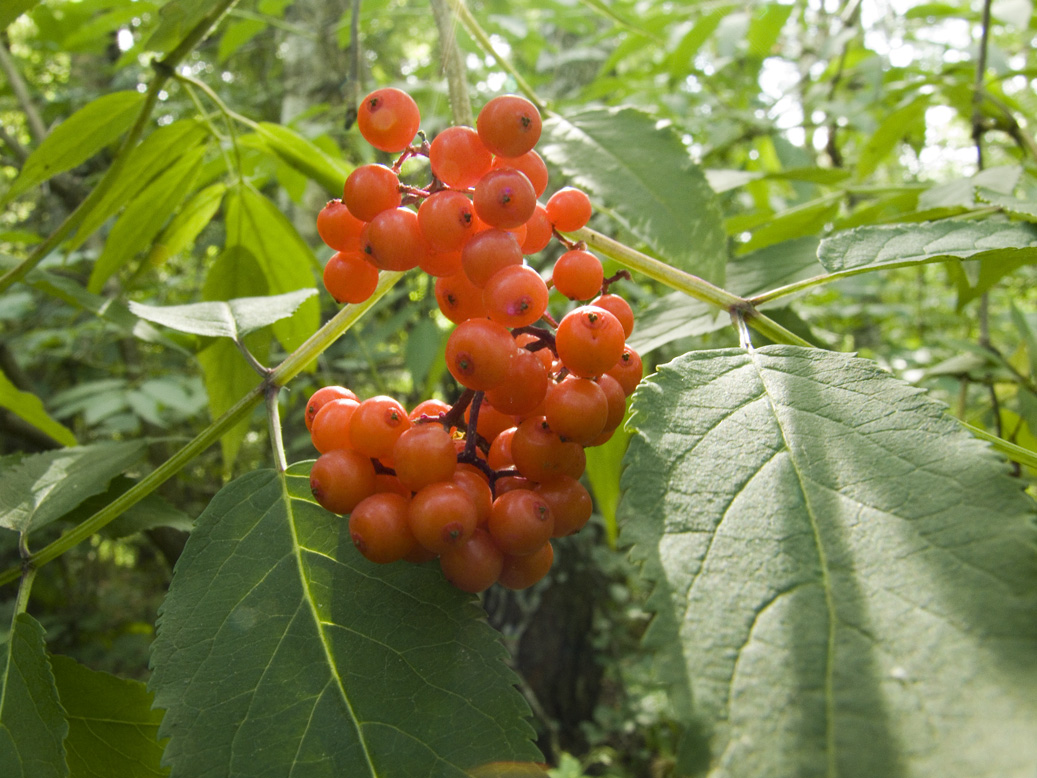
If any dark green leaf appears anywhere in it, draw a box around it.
[0,0,40,29]
[224,186,320,352]
[0,441,149,535]
[540,107,726,285]
[255,123,352,193]
[87,145,206,293]
[621,346,1037,777]
[150,467,540,777]
[50,656,168,778]
[0,614,68,778]
[5,92,146,202]
[58,476,194,538]
[0,369,77,447]
[817,220,1037,275]
[129,288,317,340]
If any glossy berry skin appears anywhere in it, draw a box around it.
[357,87,421,152]
[545,187,593,232]
[555,305,626,379]
[349,492,418,564]
[305,385,358,431]
[484,347,549,416]
[487,426,516,470]
[323,250,380,304]
[310,397,360,453]
[520,203,554,255]
[551,249,603,301]
[418,190,476,251]
[445,318,517,391]
[488,488,555,556]
[439,528,504,593]
[361,208,427,272]
[607,346,644,396]
[343,164,401,222]
[429,125,493,189]
[591,293,635,338]
[349,395,411,459]
[309,449,377,515]
[482,264,549,328]
[461,229,523,288]
[473,168,537,229]
[316,200,365,251]
[451,469,494,526]
[408,482,478,555]
[510,416,573,482]
[477,95,543,158]
[393,423,457,492]
[498,541,554,590]
[535,475,593,537]
[435,272,488,324]
[492,150,548,197]
[596,373,628,432]
[544,376,608,444]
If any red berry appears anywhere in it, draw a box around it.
[498,541,554,589]
[483,264,549,328]
[357,87,421,153]
[349,492,418,564]
[545,186,592,232]
[309,449,377,515]
[350,395,411,459]
[461,228,523,288]
[488,488,554,556]
[555,305,626,379]
[323,250,380,304]
[477,95,543,158]
[305,385,358,432]
[361,208,428,271]
[430,126,494,189]
[408,482,478,555]
[473,168,537,230]
[551,249,603,301]
[316,199,365,251]
[492,150,548,197]
[439,528,504,592]
[435,271,488,324]
[418,190,476,251]
[445,318,516,391]
[310,397,360,453]
[343,164,401,222]
[393,423,458,492]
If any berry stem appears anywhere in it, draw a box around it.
[439,387,476,430]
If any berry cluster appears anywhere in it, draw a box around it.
[307,88,643,593]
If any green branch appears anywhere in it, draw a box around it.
[0,272,405,589]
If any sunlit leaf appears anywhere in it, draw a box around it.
[129,288,317,340]
[621,346,1037,777]
[0,369,76,448]
[255,123,352,193]
[0,0,41,29]
[150,466,541,777]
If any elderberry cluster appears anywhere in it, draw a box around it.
[306,88,643,593]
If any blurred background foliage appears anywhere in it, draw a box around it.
[1,0,1035,774]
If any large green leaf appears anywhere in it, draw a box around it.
[0,0,40,29]
[818,219,1037,275]
[129,288,317,340]
[540,107,726,285]
[224,186,320,352]
[148,182,226,267]
[87,145,206,293]
[254,123,352,194]
[145,0,224,54]
[0,441,150,536]
[0,614,68,778]
[4,91,146,203]
[0,369,76,447]
[621,346,1037,777]
[50,656,168,778]
[149,466,540,777]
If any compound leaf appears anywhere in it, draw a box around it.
[540,107,726,285]
[0,614,68,778]
[150,466,540,777]
[129,288,317,340]
[50,656,168,778]
[621,346,1037,778]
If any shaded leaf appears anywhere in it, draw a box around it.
[817,219,1037,275]
[583,425,631,548]
[540,107,726,285]
[58,476,194,538]
[150,466,540,777]
[5,92,146,202]
[0,369,77,447]
[621,346,1037,778]
[0,614,68,778]
[129,288,317,340]
[50,656,168,778]
[87,146,206,293]
[0,441,149,535]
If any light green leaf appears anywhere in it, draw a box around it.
[856,96,929,179]
[746,3,793,59]
[919,166,1021,211]
[817,220,1037,275]
[0,0,40,29]
[727,196,840,253]
[0,441,149,535]
[254,123,352,193]
[50,656,168,778]
[621,346,1037,777]
[129,288,317,340]
[224,186,320,352]
[149,466,540,777]
[0,369,77,447]
[217,16,265,61]
[583,425,631,548]
[145,0,219,55]
[72,119,210,252]
[5,91,146,202]
[540,107,726,285]
[149,183,226,267]
[87,145,206,293]
[978,187,1037,222]
[0,614,68,778]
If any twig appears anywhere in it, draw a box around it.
[429,0,474,126]
[0,40,47,141]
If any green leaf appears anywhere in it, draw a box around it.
[0,614,68,778]
[5,91,146,202]
[621,346,1037,777]
[735,197,840,254]
[224,186,320,352]
[631,237,821,354]
[746,3,793,59]
[977,187,1037,222]
[856,96,929,179]
[254,123,352,193]
[540,107,726,285]
[72,119,210,252]
[58,476,194,539]
[149,467,540,777]
[583,425,631,548]
[129,288,317,340]
[0,0,40,29]
[817,219,1037,275]
[50,656,168,778]
[217,16,265,62]
[149,182,226,267]
[0,441,150,535]
[145,0,219,55]
[0,369,77,447]
[87,145,206,293]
